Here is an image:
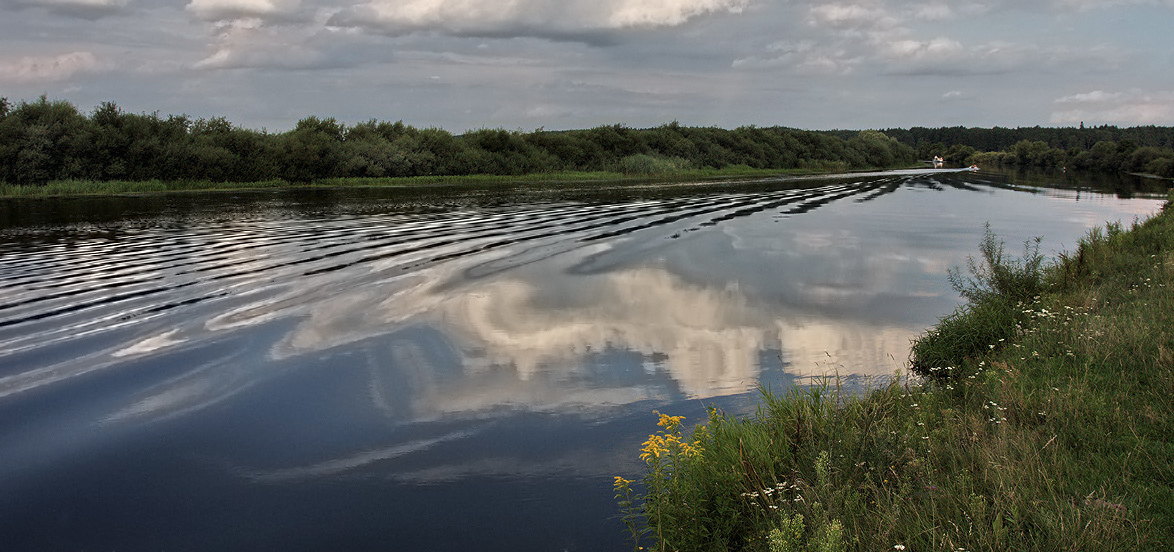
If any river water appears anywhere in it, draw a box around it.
[0,169,1165,550]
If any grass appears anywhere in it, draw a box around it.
[0,178,293,197]
[617,191,1174,551]
[0,164,901,198]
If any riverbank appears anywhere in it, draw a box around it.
[618,192,1174,551]
[0,165,919,199]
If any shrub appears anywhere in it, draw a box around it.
[1144,157,1174,178]
[910,224,1046,378]
[948,223,1045,306]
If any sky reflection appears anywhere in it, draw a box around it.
[0,172,1166,551]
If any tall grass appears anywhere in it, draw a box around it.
[618,192,1174,551]
[0,178,292,197]
[909,224,1046,379]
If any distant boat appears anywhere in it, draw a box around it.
[968,164,979,171]
[933,156,944,168]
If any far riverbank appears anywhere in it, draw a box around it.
[0,165,940,199]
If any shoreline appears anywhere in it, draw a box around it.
[621,192,1174,551]
[0,164,947,199]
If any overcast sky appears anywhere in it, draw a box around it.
[2,0,1173,133]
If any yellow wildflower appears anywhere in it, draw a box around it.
[655,411,685,431]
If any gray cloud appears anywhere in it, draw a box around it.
[1051,89,1174,125]
[2,0,1172,130]
[731,0,1132,78]
[193,18,334,69]
[1,0,130,19]
[881,41,1124,76]
[0,51,105,82]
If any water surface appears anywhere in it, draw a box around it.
[0,169,1164,550]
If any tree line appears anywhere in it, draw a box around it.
[2,96,1172,186]
[845,125,1174,177]
[963,140,1174,177]
[0,97,916,186]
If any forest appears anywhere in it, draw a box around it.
[1,96,1172,187]
[881,126,1174,176]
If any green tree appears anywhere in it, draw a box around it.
[0,96,92,184]
[279,116,346,182]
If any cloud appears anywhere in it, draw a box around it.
[881,36,962,60]
[1054,90,1124,103]
[1051,89,1174,125]
[732,40,862,75]
[807,2,897,30]
[609,0,748,26]
[1052,0,1174,10]
[2,0,129,19]
[192,17,363,69]
[328,0,748,39]
[910,2,955,20]
[0,51,103,83]
[186,0,301,21]
[878,36,1124,76]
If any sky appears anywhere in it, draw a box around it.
[2,0,1173,133]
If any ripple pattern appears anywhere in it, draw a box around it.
[0,174,967,393]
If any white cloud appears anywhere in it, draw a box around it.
[808,2,891,28]
[193,17,333,69]
[186,0,300,21]
[608,0,748,27]
[0,51,102,83]
[881,36,962,60]
[330,0,748,37]
[1054,90,1124,103]
[1051,89,1174,125]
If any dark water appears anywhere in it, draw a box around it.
[0,169,1165,551]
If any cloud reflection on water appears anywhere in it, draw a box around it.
[272,254,926,424]
[9,172,1161,430]
[2,174,1169,552]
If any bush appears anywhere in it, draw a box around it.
[909,224,1046,378]
[949,224,1045,306]
[1144,157,1174,178]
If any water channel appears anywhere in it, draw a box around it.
[0,168,1165,550]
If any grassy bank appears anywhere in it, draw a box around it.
[617,193,1174,551]
[0,165,885,199]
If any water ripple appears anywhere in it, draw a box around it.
[0,173,999,397]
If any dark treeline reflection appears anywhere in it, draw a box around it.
[0,171,895,231]
[0,97,919,186]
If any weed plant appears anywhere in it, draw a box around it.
[910,224,1046,378]
[618,192,1174,551]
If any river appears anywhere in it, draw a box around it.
[0,168,1165,550]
